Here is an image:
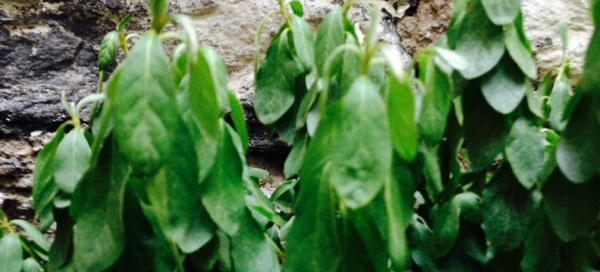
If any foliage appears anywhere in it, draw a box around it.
[2,0,600,271]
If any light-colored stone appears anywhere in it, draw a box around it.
[522,0,593,82]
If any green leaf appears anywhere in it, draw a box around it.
[543,170,600,242]
[438,221,487,272]
[520,205,561,272]
[291,14,314,70]
[410,216,440,272]
[118,14,132,33]
[190,47,230,138]
[314,7,345,75]
[33,124,66,230]
[0,234,23,272]
[481,55,527,114]
[463,88,509,171]
[388,72,418,162]
[21,258,43,272]
[9,220,50,253]
[454,0,505,79]
[98,31,119,71]
[547,63,572,132]
[310,77,392,208]
[556,98,600,183]
[418,55,452,144]
[385,158,415,271]
[349,196,389,272]
[432,192,481,257]
[481,0,521,25]
[150,0,168,31]
[255,27,305,124]
[447,0,470,48]
[228,92,249,154]
[504,13,538,79]
[559,237,598,271]
[48,208,73,271]
[505,117,546,189]
[579,0,600,93]
[230,209,280,272]
[201,125,247,236]
[106,34,181,176]
[289,0,304,16]
[422,143,444,201]
[70,135,128,271]
[53,128,92,194]
[284,134,307,178]
[481,164,535,252]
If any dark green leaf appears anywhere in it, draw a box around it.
[422,143,444,201]
[410,216,440,272]
[48,208,73,271]
[433,192,481,257]
[118,14,132,33]
[53,128,92,194]
[349,196,389,272]
[447,0,470,48]
[579,0,600,93]
[438,221,487,272]
[255,27,305,124]
[556,97,600,183]
[228,92,249,154]
[289,0,304,16]
[481,164,535,252]
[543,170,600,242]
[418,55,452,144]
[505,117,546,189]
[548,63,572,132]
[388,72,418,161]
[520,204,561,272]
[70,135,128,271]
[482,0,521,25]
[314,7,345,75]
[455,0,505,79]
[559,237,598,271]
[291,14,314,70]
[0,234,22,272]
[9,220,50,253]
[21,258,43,272]
[463,88,509,171]
[201,125,247,236]
[98,31,119,71]
[504,13,537,79]
[106,34,180,176]
[309,77,392,208]
[481,55,526,114]
[33,124,66,231]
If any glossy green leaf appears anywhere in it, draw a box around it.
[21,258,43,272]
[481,56,526,114]
[556,98,600,183]
[463,88,509,171]
[481,164,534,252]
[543,170,600,242]
[255,27,304,124]
[418,55,452,144]
[314,7,345,75]
[53,128,92,194]
[228,92,249,154]
[547,63,572,132]
[505,117,546,189]
[388,72,418,162]
[482,0,521,25]
[230,209,280,272]
[9,220,49,253]
[33,124,66,230]
[0,234,23,272]
[289,0,304,16]
[98,31,118,71]
[70,135,128,271]
[455,0,505,79]
[291,14,314,70]
[106,34,181,176]
[309,77,392,208]
[201,125,247,236]
[504,14,538,79]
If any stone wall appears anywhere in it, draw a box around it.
[0,0,593,220]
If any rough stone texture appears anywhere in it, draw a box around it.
[396,0,451,56]
[522,0,593,83]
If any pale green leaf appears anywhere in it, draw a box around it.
[0,234,23,272]
[481,56,526,114]
[53,128,91,194]
[504,14,538,79]
[482,0,521,25]
[9,220,50,253]
[505,117,545,189]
